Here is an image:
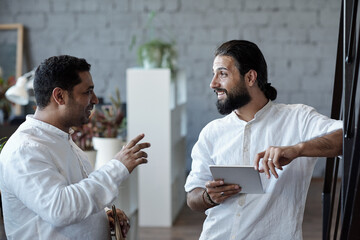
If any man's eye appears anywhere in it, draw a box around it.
[220,72,227,77]
[86,90,93,95]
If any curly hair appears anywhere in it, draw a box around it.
[34,55,91,109]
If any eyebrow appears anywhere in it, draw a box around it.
[213,67,228,72]
[83,85,94,91]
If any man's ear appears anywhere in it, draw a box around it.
[52,87,66,105]
[245,69,257,87]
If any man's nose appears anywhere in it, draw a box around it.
[210,75,220,89]
[92,92,99,104]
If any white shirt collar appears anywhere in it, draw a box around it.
[230,100,273,124]
[25,115,70,140]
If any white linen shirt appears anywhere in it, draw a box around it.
[185,101,342,240]
[0,115,130,240]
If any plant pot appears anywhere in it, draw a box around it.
[139,46,163,69]
[137,39,176,70]
[92,137,126,170]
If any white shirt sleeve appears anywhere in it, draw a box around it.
[3,143,128,227]
[184,128,214,192]
[299,105,343,141]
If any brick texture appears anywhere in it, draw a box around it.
[0,0,341,176]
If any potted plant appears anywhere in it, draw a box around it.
[92,88,126,139]
[131,11,177,74]
[91,88,127,169]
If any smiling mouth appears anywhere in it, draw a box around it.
[87,107,95,118]
[214,88,227,97]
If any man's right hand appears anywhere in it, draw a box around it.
[205,180,241,205]
[113,133,151,173]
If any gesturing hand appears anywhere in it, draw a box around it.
[114,133,151,173]
[253,145,300,179]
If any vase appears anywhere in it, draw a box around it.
[92,137,126,170]
[140,47,162,69]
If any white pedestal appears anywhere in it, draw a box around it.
[126,68,187,227]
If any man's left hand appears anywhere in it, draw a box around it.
[107,208,130,238]
[253,145,301,179]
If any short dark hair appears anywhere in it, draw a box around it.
[34,55,91,109]
[215,40,277,101]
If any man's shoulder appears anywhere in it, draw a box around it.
[271,102,316,114]
[272,102,313,109]
[199,113,236,138]
[3,121,56,154]
[2,129,46,155]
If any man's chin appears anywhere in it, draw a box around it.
[80,117,90,125]
[216,103,233,115]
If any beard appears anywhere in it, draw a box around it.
[66,95,93,127]
[216,84,251,115]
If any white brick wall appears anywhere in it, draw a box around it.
[0,0,341,176]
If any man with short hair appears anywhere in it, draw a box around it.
[185,40,342,240]
[0,55,151,239]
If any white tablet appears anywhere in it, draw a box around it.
[209,165,264,194]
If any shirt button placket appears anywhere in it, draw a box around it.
[243,124,251,165]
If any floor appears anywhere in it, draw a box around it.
[138,178,335,240]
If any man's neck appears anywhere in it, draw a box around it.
[34,109,69,133]
[234,97,269,122]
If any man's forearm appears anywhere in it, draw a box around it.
[297,129,343,158]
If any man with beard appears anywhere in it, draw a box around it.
[0,55,151,239]
[185,40,342,240]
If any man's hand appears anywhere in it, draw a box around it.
[253,145,301,179]
[106,208,130,238]
[205,179,241,204]
[253,129,343,179]
[114,133,151,173]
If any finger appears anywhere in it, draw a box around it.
[254,151,265,170]
[132,142,151,152]
[106,210,112,217]
[126,133,145,148]
[262,152,271,179]
[134,158,148,166]
[205,179,224,188]
[212,184,240,192]
[268,158,278,179]
[136,151,148,159]
[224,188,242,195]
[273,150,283,170]
[122,223,130,237]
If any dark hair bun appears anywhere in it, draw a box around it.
[265,84,277,101]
